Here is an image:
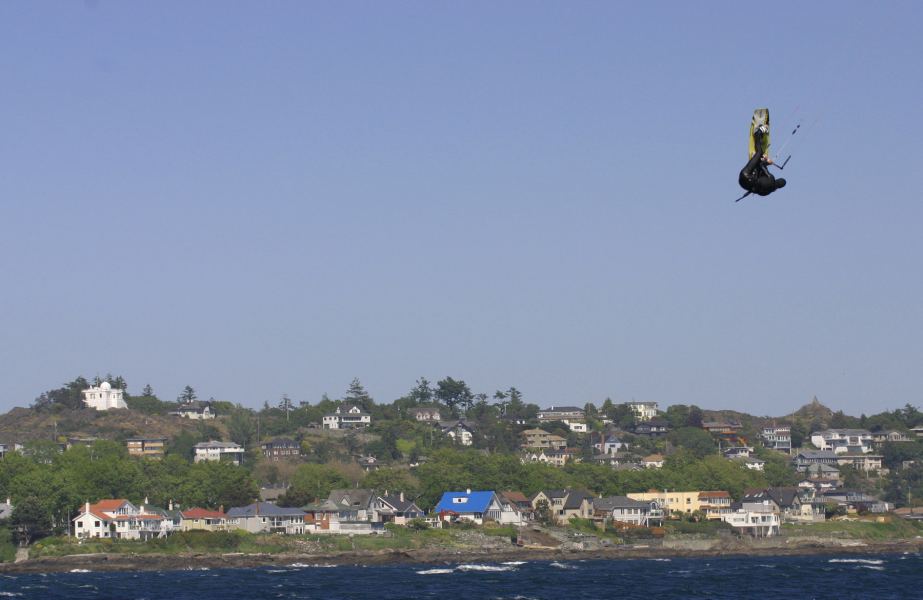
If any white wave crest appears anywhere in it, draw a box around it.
[501,561,527,565]
[68,569,91,573]
[549,562,577,569]
[456,564,514,572]
[416,568,455,575]
[828,559,884,565]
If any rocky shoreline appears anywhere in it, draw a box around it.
[3,537,922,574]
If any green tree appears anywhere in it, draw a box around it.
[344,378,374,412]
[668,427,716,458]
[435,377,473,416]
[228,409,256,448]
[10,499,52,545]
[178,385,197,404]
[283,464,349,504]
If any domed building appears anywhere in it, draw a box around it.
[82,380,127,411]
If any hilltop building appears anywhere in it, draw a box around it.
[82,381,127,411]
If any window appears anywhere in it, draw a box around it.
[94,521,100,527]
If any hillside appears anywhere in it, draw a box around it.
[0,406,219,443]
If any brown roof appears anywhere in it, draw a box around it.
[90,499,130,513]
[698,491,731,499]
[500,491,529,503]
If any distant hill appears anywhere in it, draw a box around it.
[790,396,834,425]
[0,406,221,444]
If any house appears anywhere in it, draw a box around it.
[761,425,792,453]
[819,490,891,514]
[439,420,475,446]
[499,491,533,516]
[720,502,781,537]
[633,418,671,437]
[642,454,665,469]
[66,436,99,450]
[226,502,307,534]
[733,456,766,471]
[592,433,627,455]
[697,491,733,520]
[871,430,913,445]
[590,452,639,469]
[627,490,730,517]
[530,489,593,525]
[722,446,754,459]
[910,426,923,438]
[73,499,168,540]
[193,440,245,465]
[373,493,424,525]
[741,487,817,523]
[0,442,23,459]
[180,508,228,532]
[792,450,839,471]
[520,428,567,450]
[322,404,371,429]
[412,407,442,422]
[536,406,587,432]
[350,455,376,472]
[327,489,378,522]
[126,437,167,459]
[702,421,746,445]
[434,490,523,525]
[836,452,884,473]
[594,496,662,527]
[810,429,873,454]
[169,401,215,420]
[260,438,300,461]
[804,462,841,483]
[522,448,579,467]
[624,401,659,421]
[82,380,127,411]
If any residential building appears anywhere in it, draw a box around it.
[697,491,733,520]
[702,421,746,446]
[327,489,376,522]
[733,456,766,471]
[434,490,523,525]
[910,426,923,439]
[810,429,873,454]
[358,455,379,471]
[322,404,371,429]
[82,381,127,411]
[593,496,663,527]
[627,490,731,517]
[0,442,23,459]
[792,450,839,471]
[439,420,475,446]
[761,425,792,453]
[169,401,215,420]
[66,437,98,450]
[624,401,659,421]
[537,406,587,432]
[530,489,594,525]
[592,433,627,455]
[73,499,168,540]
[412,407,442,422]
[226,502,307,534]
[633,418,671,437]
[722,446,753,459]
[836,452,884,473]
[804,462,841,483]
[871,430,913,445]
[720,502,780,537]
[642,454,665,469]
[180,508,228,532]
[260,438,300,461]
[741,487,818,523]
[126,437,167,459]
[520,428,567,451]
[373,493,424,525]
[521,448,580,468]
[590,452,639,469]
[193,440,245,465]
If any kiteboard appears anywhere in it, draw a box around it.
[748,108,769,159]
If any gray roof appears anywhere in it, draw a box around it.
[226,502,306,518]
[594,496,651,511]
[328,489,375,510]
[379,494,421,513]
[563,490,593,510]
[794,450,838,460]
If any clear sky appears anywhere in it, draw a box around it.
[1,1,920,416]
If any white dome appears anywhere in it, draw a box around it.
[100,381,111,390]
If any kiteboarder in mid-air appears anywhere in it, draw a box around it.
[736,108,787,202]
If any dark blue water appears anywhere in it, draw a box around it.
[2,553,922,599]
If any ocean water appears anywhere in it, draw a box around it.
[1,553,922,599]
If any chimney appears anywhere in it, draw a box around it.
[85,501,90,514]
[169,499,174,511]
[144,496,149,505]
[466,488,471,495]
[400,491,404,503]
[219,505,224,514]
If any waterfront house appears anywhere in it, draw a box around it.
[73,499,168,540]
[720,502,780,537]
[373,492,424,525]
[226,502,307,534]
[697,491,733,520]
[627,490,730,517]
[180,508,228,532]
[530,489,593,525]
[593,496,662,527]
[434,490,522,525]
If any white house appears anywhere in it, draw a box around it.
[169,401,215,420]
[193,440,245,465]
[624,401,659,421]
[72,499,168,540]
[593,496,663,527]
[322,404,371,429]
[434,490,524,525]
[810,429,873,454]
[82,381,127,411]
[412,407,442,422]
[720,502,781,537]
[439,420,474,446]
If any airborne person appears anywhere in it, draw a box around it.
[738,124,786,198]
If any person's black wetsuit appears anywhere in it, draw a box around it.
[738,130,786,196]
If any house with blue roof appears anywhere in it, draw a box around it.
[434,489,523,525]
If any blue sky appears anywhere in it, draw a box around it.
[1,1,920,415]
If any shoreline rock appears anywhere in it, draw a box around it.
[2,538,922,574]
